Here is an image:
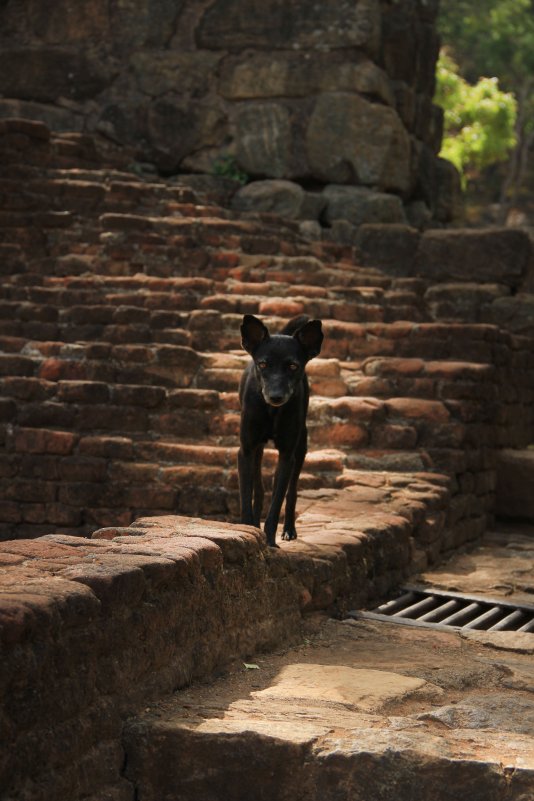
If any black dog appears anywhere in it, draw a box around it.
[238,314,323,546]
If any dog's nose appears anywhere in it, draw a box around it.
[267,394,285,406]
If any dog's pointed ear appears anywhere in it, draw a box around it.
[295,319,323,360]
[241,314,270,354]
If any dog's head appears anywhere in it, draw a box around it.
[240,314,323,407]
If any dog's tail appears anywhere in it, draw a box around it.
[279,315,310,336]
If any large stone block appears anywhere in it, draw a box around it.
[323,186,407,226]
[6,0,111,43]
[496,450,534,521]
[219,53,394,106]
[235,103,294,179]
[231,180,306,218]
[147,99,227,172]
[131,52,221,97]
[197,0,381,56]
[0,47,112,102]
[306,93,412,192]
[484,294,534,336]
[416,229,531,287]
[356,224,420,274]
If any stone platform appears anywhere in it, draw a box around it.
[124,524,534,801]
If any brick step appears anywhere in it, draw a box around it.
[0,208,314,280]
[0,270,420,311]
[0,327,509,406]
[1,427,345,539]
[186,314,513,364]
[1,173,205,214]
[346,355,499,401]
[0,293,426,344]
[0,338,202,388]
[1,359,495,471]
[3,415,489,546]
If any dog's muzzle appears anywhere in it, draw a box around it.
[264,391,290,407]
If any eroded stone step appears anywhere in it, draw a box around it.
[123,610,534,801]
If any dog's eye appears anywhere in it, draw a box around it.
[288,362,299,371]
[257,360,267,370]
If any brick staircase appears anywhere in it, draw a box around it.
[1,117,534,557]
[4,117,534,801]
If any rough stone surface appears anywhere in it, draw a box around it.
[232,180,306,218]
[123,526,534,801]
[0,0,452,222]
[425,282,511,323]
[496,449,534,521]
[197,0,382,54]
[416,228,531,287]
[323,185,407,226]
[484,293,534,335]
[307,93,412,191]
[355,223,421,274]
[1,119,534,800]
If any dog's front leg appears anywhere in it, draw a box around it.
[264,452,294,547]
[238,445,256,526]
[282,431,307,541]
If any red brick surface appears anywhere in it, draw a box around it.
[1,118,534,800]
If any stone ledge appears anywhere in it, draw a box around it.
[1,474,450,800]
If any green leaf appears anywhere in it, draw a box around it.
[243,663,260,670]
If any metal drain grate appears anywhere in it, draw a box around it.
[349,585,534,633]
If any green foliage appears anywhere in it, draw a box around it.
[435,51,517,186]
[439,0,534,91]
[212,155,249,185]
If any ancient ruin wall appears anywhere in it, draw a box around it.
[0,0,458,224]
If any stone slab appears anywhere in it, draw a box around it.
[122,525,534,801]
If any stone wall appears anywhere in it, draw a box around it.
[1,483,452,801]
[0,0,458,225]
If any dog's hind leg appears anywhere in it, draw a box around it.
[281,430,307,541]
[238,445,256,526]
[253,444,264,527]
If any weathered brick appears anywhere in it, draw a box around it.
[58,457,108,483]
[111,385,165,408]
[18,401,76,429]
[312,422,369,448]
[79,436,134,459]
[0,354,35,376]
[0,502,22,523]
[258,298,305,317]
[385,397,450,423]
[122,485,177,510]
[108,462,159,483]
[57,381,110,403]
[372,424,418,449]
[11,427,77,455]
[168,388,219,410]
[363,357,425,377]
[0,397,16,420]
[77,405,148,432]
[5,479,57,503]
[58,483,105,507]
[1,376,56,400]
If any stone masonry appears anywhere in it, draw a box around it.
[0,0,460,227]
[1,118,534,800]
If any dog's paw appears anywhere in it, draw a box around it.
[281,528,297,541]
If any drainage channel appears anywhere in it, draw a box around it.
[349,585,534,633]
